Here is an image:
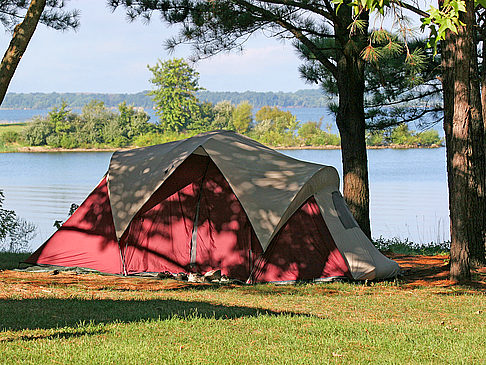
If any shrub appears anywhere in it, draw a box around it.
[59,134,79,149]
[366,131,385,146]
[0,190,36,253]
[416,129,442,146]
[0,131,20,144]
[298,121,340,146]
[373,236,450,255]
[23,117,54,146]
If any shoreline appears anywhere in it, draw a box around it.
[1,144,443,153]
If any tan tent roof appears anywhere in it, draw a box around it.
[107,131,339,250]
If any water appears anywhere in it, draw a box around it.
[0,148,449,251]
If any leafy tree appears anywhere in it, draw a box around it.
[211,100,235,130]
[78,100,116,145]
[117,102,151,139]
[255,106,298,133]
[0,190,36,252]
[147,58,203,132]
[50,101,75,135]
[186,101,216,132]
[0,0,79,105]
[232,101,252,134]
[23,115,54,145]
[252,106,299,145]
[297,35,442,131]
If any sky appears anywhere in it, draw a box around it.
[0,0,313,94]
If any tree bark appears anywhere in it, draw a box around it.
[441,0,486,281]
[466,4,486,267]
[0,0,47,106]
[333,7,371,239]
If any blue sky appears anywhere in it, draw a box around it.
[1,0,314,93]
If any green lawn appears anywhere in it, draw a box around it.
[0,252,484,364]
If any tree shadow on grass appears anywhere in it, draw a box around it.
[0,328,108,342]
[0,298,305,331]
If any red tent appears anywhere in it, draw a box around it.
[27,131,400,282]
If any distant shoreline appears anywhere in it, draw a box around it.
[1,144,443,153]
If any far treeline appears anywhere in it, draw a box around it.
[1,89,332,109]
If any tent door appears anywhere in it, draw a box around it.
[189,159,210,270]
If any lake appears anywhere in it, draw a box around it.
[0,148,449,251]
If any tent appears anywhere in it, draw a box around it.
[26,131,400,282]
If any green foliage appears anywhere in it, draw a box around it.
[251,106,300,146]
[417,129,443,146]
[232,102,253,134]
[298,121,341,146]
[147,59,202,132]
[186,102,216,132]
[0,0,79,32]
[23,117,55,146]
[0,251,30,270]
[22,101,152,149]
[211,101,235,130]
[366,124,443,147]
[0,190,36,253]
[0,130,19,143]
[373,237,450,256]
[17,99,441,149]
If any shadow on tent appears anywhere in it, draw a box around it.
[27,154,350,282]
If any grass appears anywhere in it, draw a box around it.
[0,123,29,152]
[0,122,28,134]
[0,253,485,364]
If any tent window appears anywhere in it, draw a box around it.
[331,191,357,229]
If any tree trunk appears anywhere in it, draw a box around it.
[335,61,370,239]
[459,3,485,268]
[0,0,47,106]
[441,0,486,281]
[333,7,371,239]
[480,19,486,265]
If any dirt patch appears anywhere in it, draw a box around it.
[389,253,486,290]
[0,255,485,295]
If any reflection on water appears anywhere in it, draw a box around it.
[0,148,449,250]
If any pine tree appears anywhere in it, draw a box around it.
[0,1,79,105]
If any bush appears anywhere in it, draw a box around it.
[373,236,450,256]
[0,131,20,144]
[366,131,385,146]
[23,117,54,146]
[133,131,173,147]
[59,134,80,149]
[416,129,442,146]
[0,190,36,253]
[298,121,340,146]
[46,134,61,147]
